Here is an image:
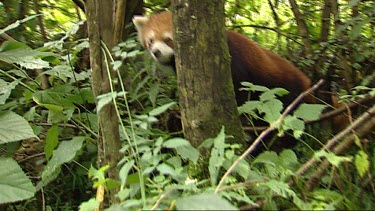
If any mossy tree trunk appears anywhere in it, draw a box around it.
[85,0,141,204]
[171,1,246,149]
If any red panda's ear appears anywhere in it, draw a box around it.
[132,16,149,32]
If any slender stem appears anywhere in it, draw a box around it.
[215,79,324,193]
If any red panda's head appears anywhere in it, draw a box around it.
[133,12,174,66]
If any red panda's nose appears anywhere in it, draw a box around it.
[152,49,162,58]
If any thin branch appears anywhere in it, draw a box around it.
[0,33,16,41]
[288,0,314,56]
[306,94,375,124]
[305,112,375,190]
[215,79,325,193]
[230,24,303,46]
[292,104,375,178]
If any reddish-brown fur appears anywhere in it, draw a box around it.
[135,11,313,106]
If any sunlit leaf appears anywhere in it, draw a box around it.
[0,157,36,204]
[176,193,238,210]
[0,111,36,143]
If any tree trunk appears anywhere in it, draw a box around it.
[171,1,246,149]
[288,0,314,57]
[85,0,121,204]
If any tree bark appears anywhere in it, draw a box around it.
[288,0,314,57]
[331,0,354,92]
[85,0,121,204]
[171,0,246,149]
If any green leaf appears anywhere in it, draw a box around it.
[0,79,19,105]
[259,88,289,102]
[281,115,305,139]
[162,137,191,148]
[264,180,294,198]
[176,193,238,210]
[149,102,176,116]
[355,150,369,177]
[258,99,283,124]
[175,145,199,164]
[0,111,36,144]
[294,104,327,121]
[0,157,36,203]
[0,46,51,69]
[41,137,85,186]
[119,160,135,187]
[253,151,278,166]
[314,150,352,167]
[239,82,269,92]
[156,163,175,176]
[79,198,100,211]
[33,89,76,109]
[112,61,122,70]
[279,149,299,170]
[97,92,117,112]
[209,127,227,185]
[44,124,59,160]
[238,100,260,116]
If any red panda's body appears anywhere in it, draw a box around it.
[133,11,313,107]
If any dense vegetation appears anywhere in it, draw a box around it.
[0,0,374,210]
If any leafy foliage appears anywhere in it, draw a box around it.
[0,157,36,204]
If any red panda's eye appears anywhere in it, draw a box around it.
[148,38,154,46]
[163,37,172,42]
[164,37,173,48]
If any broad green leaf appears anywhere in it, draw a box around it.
[149,102,176,116]
[264,180,294,198]
[162,137,191,148]
[239,82,269,92]
[0,47,50,69]
[0,157,36,203]
[0,111,36,144]
[281,115,305,139]
[175,145,199,164]
[112,61,122,70]
[156,163,175,176]
[294,104,327,121]
[258,99,283,124]
[279,149,299,170]
[33,89,76,109]
[209,127,227,185]
[355,150,369,177]
[44,124,59,160]
[41,137,85,185]
[79,198,100,211]
[97,92,117,112]
[0,79,18,105]
[314,150,352,167]
[119,160,135,187]
[253,151,278,166]
[237,100,260,115]
[260,88,289,102]
[176,193,238,210]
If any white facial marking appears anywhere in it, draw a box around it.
[150,41,174,64]
[163,32,173,40]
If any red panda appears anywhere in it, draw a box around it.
[132,11,313,107]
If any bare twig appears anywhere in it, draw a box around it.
[0,33,16,41]
[215,79,325,193]
[305,95,375,124]
[151,189,174,210]
[292,104,375,179]
[305,112,375,190]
